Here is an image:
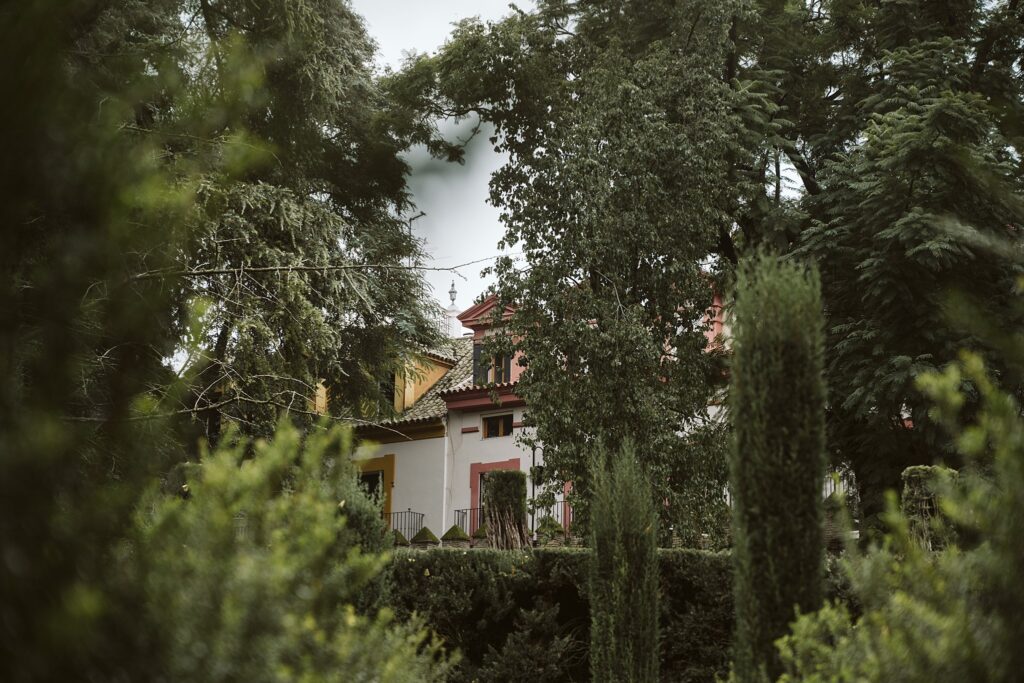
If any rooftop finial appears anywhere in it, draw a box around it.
[448,280,457,306]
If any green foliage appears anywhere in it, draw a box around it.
[159,0,449,442]
[590,445,660,682]
[411,527,440,545]
[788,3,1024,527]
[536,515,566,544]
[393,529,410,547]
[0,3,457,677]
[1,2,195,677]
[776,351,1024,682]
[8,0,452,447]
[660,551,736,683]
[383,548,736,683]
[900,465,959,551]
[729,253,828,682]
[408,0,1024,544]
[483,469,529,548]
[138,422,448,681]
[442,524,471,542]
[413,0,739,534]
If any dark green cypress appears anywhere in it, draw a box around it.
[729,254,827,682]
[589,443,659,683]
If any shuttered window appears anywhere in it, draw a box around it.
[482,414,514,438]
[472,345,513,385]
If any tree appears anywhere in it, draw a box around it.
[138,422,450,682]
[410,0,1024,532]
[590,443,660,683]
[1,3,194,677]
[415,0,743,533]
[795,23,1024,529]
[0,1,456,678]
[777,348,1024,683]
[729,254,827,682]
[30,0,457,445]
[150,0,456,443]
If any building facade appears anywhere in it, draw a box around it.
[352,288,732,541]
[353,295,565,540]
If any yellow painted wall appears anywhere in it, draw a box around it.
[354,452,395,515]
[312,354,453,418]
[403,357,450,408]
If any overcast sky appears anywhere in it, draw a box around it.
[350,0,534,311]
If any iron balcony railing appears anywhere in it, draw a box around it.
[453,507,486,536]
[531,501,573,533]
[454,502,574,538]
[384,509,425,541]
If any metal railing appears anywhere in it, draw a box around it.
[823,468,857,499]
[531,501,573,533]
[453,507,485,535]
[454,503,575,539]
[384,509,425,540]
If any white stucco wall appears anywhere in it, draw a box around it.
[354,406,568,537]
[446,407,530,512]
[354,435,445,534]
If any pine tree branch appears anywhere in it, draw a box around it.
[61,395,416,440]
[127,256,504,283]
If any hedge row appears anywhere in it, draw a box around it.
[380,548,734,683]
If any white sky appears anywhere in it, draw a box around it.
[351,0,533,310]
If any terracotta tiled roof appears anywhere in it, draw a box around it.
[438,379,517,397]
[377,336,474,426]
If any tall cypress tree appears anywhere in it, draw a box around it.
[589,443,659,683]
[729,254,827,682]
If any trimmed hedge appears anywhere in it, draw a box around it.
[381,548,734,683]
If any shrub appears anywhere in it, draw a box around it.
[442,525,471,543]
[386,549,569,682]
[483,470,529,549]
[136,422,449,682]
[536,514,566,543]
[392,529,410,547]
[729,253,828,682]
[778,352,1024,682]
[660,550,735,682]
[382,548,735,682]
[410,527,440,546]
[901,464,958,551]
[590,445,660,682]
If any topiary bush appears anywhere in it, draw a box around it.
[590,444,660,682]
[728,253,828,682]
[536,515,566,545]
[442,524,471,547]
[410,526,440,548]
[483,470,529,549]
[901,464,958,551]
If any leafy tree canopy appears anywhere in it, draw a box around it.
[403,0,743,534]
[405,0,1024,529]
